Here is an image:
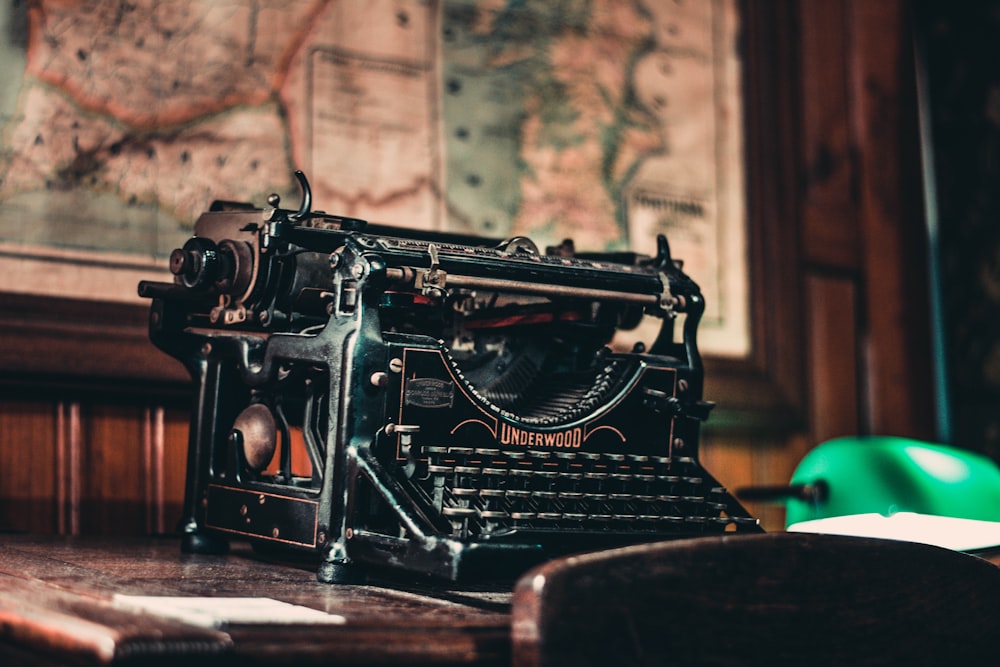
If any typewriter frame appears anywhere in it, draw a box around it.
[139,173,760,582]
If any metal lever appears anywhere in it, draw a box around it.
[642,387,715,421]
[289,170,312,222]
[387,424,421,478]
[419,244,447,299]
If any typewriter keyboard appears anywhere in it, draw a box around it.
[411,445,759,539]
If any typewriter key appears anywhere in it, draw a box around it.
[442,507,477,517]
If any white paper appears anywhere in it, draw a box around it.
[113,595,347,628]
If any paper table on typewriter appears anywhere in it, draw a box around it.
[138,172,761,582]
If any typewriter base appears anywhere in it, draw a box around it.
[180,522,762,584]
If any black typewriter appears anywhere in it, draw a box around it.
[139,171,760,582]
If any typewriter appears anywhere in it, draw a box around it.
[139,171,760,582]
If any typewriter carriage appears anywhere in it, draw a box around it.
[139,171,760,581]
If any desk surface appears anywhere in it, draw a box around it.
[0,534,511,666]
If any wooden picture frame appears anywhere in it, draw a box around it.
[702,0,806,434]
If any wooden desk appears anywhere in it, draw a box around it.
[0,535,511,666]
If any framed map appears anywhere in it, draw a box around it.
[0,0,748,357]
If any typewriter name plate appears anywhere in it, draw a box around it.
[205,485,319,548]
[393,347,677,456]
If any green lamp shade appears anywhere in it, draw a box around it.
[785,436,1000,551]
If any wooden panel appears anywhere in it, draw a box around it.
[0,401,58,533]
[0,293,188,389]
[56,401,81,535]
[847,0,935,437]
[142,407,164,534]
[79,404,149,535]
[0,397,192,537]
[161,406,191,534]
[797,0,861,270]
[806,274,860,442]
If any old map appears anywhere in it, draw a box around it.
[0,0,747,355]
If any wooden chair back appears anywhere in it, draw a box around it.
[512,532,1000,667]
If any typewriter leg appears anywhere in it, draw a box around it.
[316,542,367,584]
[176,355,230,556]
[178,518,230,555]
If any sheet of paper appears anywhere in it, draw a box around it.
[113,595,347,628]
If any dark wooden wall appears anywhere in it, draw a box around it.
[0,0,936,535]
[0,295,192,535]
[701,0,935,529]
